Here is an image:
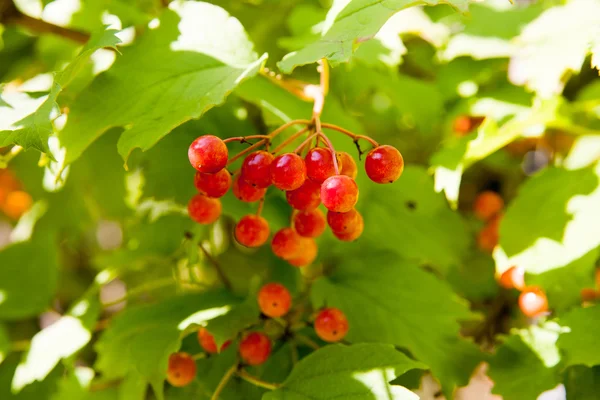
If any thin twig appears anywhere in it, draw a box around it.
[199,242,232,291]
[212,364,238,400]
[223,135,270,144]
[294,132,319,154]
[270,126,310,154]
[237,369,280,390]
[256,197,265,216]
[293,333,320,350]
[321,123,379,147]
[317,129,340,175]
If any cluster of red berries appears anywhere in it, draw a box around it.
[166,282,349,387]
[498,266,549,318]
[473,190,504,253]
[187,128,404,267]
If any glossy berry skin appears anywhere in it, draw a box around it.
[286,180,321,211]
[198,327,231,354]
[519,287,549,317]
[321,175,359,213]
[327,209,360,234]
[305,148,338,184]
[235,215,270,248]
[288,237,317,267]
[338,151,357,179]
[498,266,525,290]
[233,174,266,203]
[194,169,231,198]
[271,153,307,191]
[333,212,363,242]
[166,352,196,387]
[241,151,274,188]
[293,209,326,238]
[258,283,292,318]
[188,135,228,173]
[365,145,404,184]
[271,228,303,260]
[473,191,504,221]
[239,332,272,366]
[188,194,221,224]
[314,307,349,342]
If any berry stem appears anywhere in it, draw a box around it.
[211,364,238,400]
[192,352,208,360]
[293,333,320,350]
[321,122,379,147]
[237,369,280,390]
[260,68,314,101]
[223,135,270,144]
[316,126,340,175]
[270,126,311,154]
[256,197,265,216]
[198,242,233,291]
[293,132,319,154]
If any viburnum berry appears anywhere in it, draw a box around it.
[498,266,525,290]
[477,214,502,253]
[271,153,306,190]
[519,287,549,317]
[365,145,404,184]
[188,194,221,224]
[241,151,274,188]
[293,209,326,238]
[581,288,598,302]
[305,148,339,184]
[338,151,357,179]
[197,327,231,354]
[288,237,317,267]
[233,174,266,203]
[333,211,364,242]
[166,352,196,387]
[235,215,270,248]
[271,227,303,260]
[188,135,228,173]
[321,175,359,213]
[194,169,231,198]
[1,190,32,220]
[258,283,292,318]
[473,191,504,221]
[314,307,349,342]
[239,332,272,366]
[327,208,360,234]
[286,180,321,210]
[453,115,472,134]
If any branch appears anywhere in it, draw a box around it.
[2,2,90,44]
[198,242,232,291]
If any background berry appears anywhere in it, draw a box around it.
[287,237,317,267]
[332,211,363,241]
[327,209,360,234]
[519,287,548,317]
[473,191,504,221]
[293,209,326,238]
[198,327,231,354]
[194,169,231,198]
[233,174,266,202]
[188,194,221,224]
[235,215,270,247]
[271,228,303,260]
[498,266,525,290]
[338,151,357,179]
[239,332,272,365]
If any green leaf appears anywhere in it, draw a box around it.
[59,1,266,165]
[0,234,58,320]
[203,299,260,348]
[0,324,9,365]
[264,344,425,400]
[558,305,600,368]
[488,323,564,400]
[564,365,600,400]
[311,250,481,393]
[277,0,471,72]
[94,292,235,395]
[0,354,61,400]
[11,289,101,392]
[362,166,470,274]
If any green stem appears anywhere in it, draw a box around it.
[212,364,237,400]
[237,369,280,390]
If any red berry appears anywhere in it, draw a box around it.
[453,115,472,134]
[286,180,321,211]
[241,151,274,188]
[305,148,339,184]
[314,307,349,342]
[333,212,363,242]
[197,327,231,354]
[166,352,196,387]
[194,169,231,198]
[581,288,598,302]
[365,145,404,184]
[327,209,360,234]
[235,215,270,248]
[287,237,317,267]
[473,191,504,221]
[271,153,306,191]
[188,135,228,173]
[519,287,548,317]
[477,213,502,253]
[233,174,266,203]
[321,175,359,212]
[498,266,525,290]
[239,332,271,365]
[293,209,326,238]
[188,194,221,224]
[258,283,292,318]
[271,228,303,260]
[338,151,357,179]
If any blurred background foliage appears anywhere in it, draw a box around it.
[0,0,599,399]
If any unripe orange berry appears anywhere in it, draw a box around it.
[2,190,32,220]
[314,307,349,342]
[166,352,196,387]
[258,283,292,318]
[473,191,504,221]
